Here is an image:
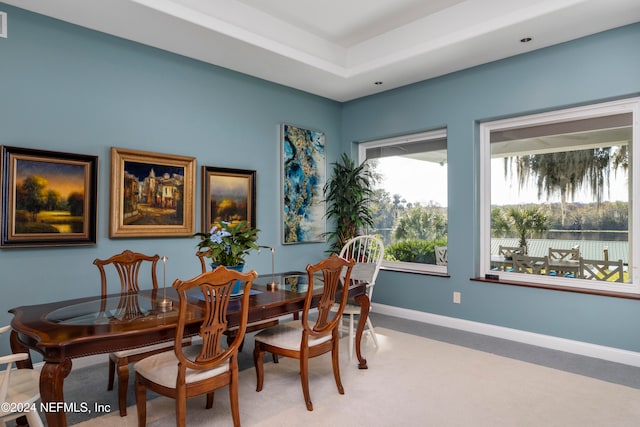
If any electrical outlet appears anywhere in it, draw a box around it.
[453,291,461,304]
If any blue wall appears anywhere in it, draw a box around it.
[1,3,640,357]
[0,4,339,355]
[342,23,640,351]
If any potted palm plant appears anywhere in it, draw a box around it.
[323,153,374,253]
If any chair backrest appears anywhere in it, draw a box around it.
[434,246,448,265]
[512,255,548,275]
[549,247,580,262]
[112,292,147,321]
[579,258,624,282]
[196,248,213,274]
[498,245,525,258]
[339,235,384,299]
[301,254,355,341]
[0,325,14,402]
[93,250,160,296]
[0,325,30,404]
[173,266,257,373]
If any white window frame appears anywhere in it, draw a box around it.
[359,129,448,275]
[479,98,640,294]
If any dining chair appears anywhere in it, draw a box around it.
[196,250,279,362]
[547,246,581,277]
[579,258,625,282]
[135,266,257,427]
[331,235,384,359]
[434,245,448,266]
[548,246,580,262]
[0,325,44,427]
[253,253,355,411]
[494,245,526,271]
[94,249,189,417]
[512,254,548,275]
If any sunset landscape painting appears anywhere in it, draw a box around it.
[202,166,256,231]
[1,146,97,247]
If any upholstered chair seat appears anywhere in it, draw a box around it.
[135,345,230,388]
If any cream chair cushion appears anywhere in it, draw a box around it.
[341,303,364,316]
[135,345,229,388]
[254,321,332,351]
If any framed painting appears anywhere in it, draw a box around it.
[0,146,98,247]
[281,123,326,244]
[110,147,196,238]
[201,166,256,232]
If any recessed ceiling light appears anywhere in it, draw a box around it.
[374,81,383,85]
[520,37,532,43]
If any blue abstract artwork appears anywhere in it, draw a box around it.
[281,123,326,244]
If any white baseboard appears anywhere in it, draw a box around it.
[372,303,640,367]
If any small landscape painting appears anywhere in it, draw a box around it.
[1,146,98,247]
[202,166,256,231]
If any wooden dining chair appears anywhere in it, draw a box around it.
[94,249,187,417]
[253,253,355,411]
[331,235,384,359]
[196,250,279,361]
[579,257,625,282]
[548,246,580,263]
[494,245,526,271]
[0,325,44,427]
[512,254,548,275]
[135,266,257,427]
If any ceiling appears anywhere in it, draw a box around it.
[4,0,640,101]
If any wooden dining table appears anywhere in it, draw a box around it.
[8,271,370,427]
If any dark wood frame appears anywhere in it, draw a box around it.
[201,166,256,232]
[110,147,196,238]
[0,145,98,247]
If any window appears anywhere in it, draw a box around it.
[359,129,448,274]
[480,98,639,293]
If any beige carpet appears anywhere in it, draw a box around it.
[72,328,640,426]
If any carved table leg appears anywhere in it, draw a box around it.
[353,293,370,369]
[40,359,73,427]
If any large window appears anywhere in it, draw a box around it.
[480,98,639,294]
[359,129,448,274]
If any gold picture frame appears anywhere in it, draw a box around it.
[109,147,196,238]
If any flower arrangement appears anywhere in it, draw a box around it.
[194,220,260,267]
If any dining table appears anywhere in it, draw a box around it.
[490,255,514,271]
[8,271,370,427]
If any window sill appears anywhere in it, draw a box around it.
[381,266,450,278]
[471,277,640,300]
